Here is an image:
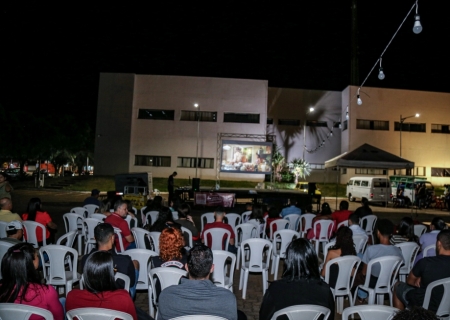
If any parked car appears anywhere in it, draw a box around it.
[4,168,21,180]
[346,177,390,205]
[32,169,53,177]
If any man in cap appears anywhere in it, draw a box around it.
[0,220,23,244]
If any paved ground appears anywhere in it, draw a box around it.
[8,188,450,320]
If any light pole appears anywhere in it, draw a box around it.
[399,113,419,158]
[194,103,200,178]
[303,107,315,160]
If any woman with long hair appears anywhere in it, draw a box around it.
[148,207,180,232]
[259,238,335,320]
[22,198,57,245]
[391,217,419,245]
[248,204,265,238]
[66,251,137,320]
[174,203,199,244]
[0,243,64,320]
[151,227,187,269]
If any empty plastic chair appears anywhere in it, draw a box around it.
[83,218,101,254]
[22,220,46,248]
[235,223,258,270]
[71,207,89,219]
[66,307,133,320]
[121,248,158,291]
[360,215,377,244]
[283,214,301,231]
[125,214,138,229]
[0,303,54,320]
[211,250,236,291]
[422,276,450,318]
[181,226,193,249]
[353,234,369,255]
[84,204,99,218]
[241,211,252,223]
[144,210,159,227]
[271,304,331,320]
[342,305,399,320]
[131,227,153,250]
[91,213,106,221]
[268,219,290,241]
[63,212,84,254]
[310,220,334,255]
[149,231,161,254]
[299,213,316,238]
[395,242,420,282]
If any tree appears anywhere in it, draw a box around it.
[288,158,311,185]
[271,146,285,182]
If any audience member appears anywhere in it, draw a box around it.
[22,197,57,245]
[348,213,367,236]
[201,206,236,253]
[148,207,180,232]
[394,229,450,312]
[174,203,199,244]
[0,243,64,320]
[0,198,22,222]
[151,227,187,269]
[308,200,351,239]
[280,198,301,218]
[390,217,419,245]
[248,204,265,238]
[265,207,282,237]
[415,217,447,263]
[354,197,373,219]
[104,200,136,251]
[0,220,23,244]
[259,238,335,320]
[392,306,439,320]
[158,244,241,320]
[0,172,13,199]
[83,189,102,207]
[66,251,138,320]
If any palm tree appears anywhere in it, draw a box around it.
[289,158,311,185]
[271,147,285,182]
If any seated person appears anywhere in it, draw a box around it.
[151,228,187,269]
[265,207,281,238]
[390,217,419,245]
[173,203,199,244]
[415,217,446,264]
[201,206,236,254]
[22,198,57,245]
[247,204,265,238]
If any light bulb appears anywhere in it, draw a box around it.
[357,95,362,105]
[330,131,333,137]
[346,112,349,120]
[413,15,422,34]
[378,68,385,80]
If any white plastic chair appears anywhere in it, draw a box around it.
[201,212,215,231]
[0,303,54,320]
[144,210,159,227]
[311,220,335,255]
[148,267,188,318]
[0,221,8,238]
[423,244,436,257]
[353,234,369,255]
[91,213,106,221]
[395,242,420,282]
[83,218,101,254]
[239,238,273,299]
[114,227,126,253]
[203,228,231,251]
[211,250,236,291]
[121,248,158,291]
[324,255,361,314]
[66,307,133,320]
[235,223,258,270]
[131,227,152,250]
[140,206,147,225]
[23,220,47,248]
[271,229,300,280]
[0,241,15,280]
[284,214,301,231]
[341,305,399,320]
[149,231,161,254]
[63,212,84,254]
[125,214,138,229]
[248,219,266,238]
[353,255,403,306]
[71,207,89,218]
[56,230,78,271]
[170,316,227,320]
[321,241,336,269]
[225,213,241,231]
[80,272,131,292]
[241,210,252,223]
[268,219,290,241]
[360,215,378,244]
[337,220,349,229]
[299,213,316,238]
[271,304,331,320]
[39,244,80,296]
[84,204,99,218]
[413,224,427,238]
[422,276,450,319]
[181,226,193,248]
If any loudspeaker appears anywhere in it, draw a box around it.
[308,182,317,196]
[192,178,200,192]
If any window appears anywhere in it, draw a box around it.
[135,155,171,167]
[343,120,348,131]
[180,110,217,122]
[355,168,387,175]
[177,157,214,169]
[224,113,260,124]
[267,118,273,125]
[310,163,325,169]
[431,124,450,134]
[138,109,174,120]
[394,122,426,132]
[356,119,389,131]
[306,120,328,127]
[278,119,300,126]
[354,180,361,186]
[431,167,450,177]
[361,181,369,187]
[415,166,426,176]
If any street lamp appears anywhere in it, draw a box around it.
[194,103,200,178]
[399,113,419,158]
[303,107,315,160]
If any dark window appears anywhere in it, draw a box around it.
[343,120,348,131]
[138,109,174,120]
[431,167,450,177]
[357,119,389,130]
[177,157,214,168]
[306,120,328,127]
[415,166,426,176]
[180,111,217,122]
[333,122,341,128]
[431,124,450,134]
[223,113,260,123]
[135,155,171,167]
[267,118,273,125]
[278,119,300,126]
[394,122,426,132]
[355,168,387,175]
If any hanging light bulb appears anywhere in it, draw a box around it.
[378,58,385,80]
[357,88,362,105]
[330,131,333,137]
[413,1,422,34]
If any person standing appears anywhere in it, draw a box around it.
[168,171,177,205]
[0,172,13,199]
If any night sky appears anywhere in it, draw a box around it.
[1,1,449,129]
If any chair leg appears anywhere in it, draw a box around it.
[236,248,240,270]
[239,267,244,290]
[336,296,343,314]
[262,270,268,294]
[273,257,280,281]
[242,270,248,299]
[148,287,155,318]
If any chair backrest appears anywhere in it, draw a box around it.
[181,226,193,248]
[39,245,78,286]
[324,255,361,296]
[131,227,152,250]
[241,210,252,223]
[364,256,403,291]
[284,214,300,231]
[83,218,101,241]
[71,207,89,218]
[56,230,77,248]
[149,231,161,254]
[121,248,158,290]
[91,213,106,221]
[225,213,241,230]
[413,224,427,238]
[235,223,258,245]
[271,304,331,320]
[248,219,266,238]
[211,250,236,289]
[144,210,159,227]
[204,228,231,251]
[83,204,99,218]
[312,220,334,241]
[240,238,273,272]
[170,316,227,320]
[114,227,125,253]
[66,307,133,320]
[353,234,369,254]
[23,220,46,248]
[422,276,450,318]
[140,206,147,224]
[322,241,336,264]
[395,242,420,274]
[272,229,300,258]
[63,213,83,233]
[423,244,436,257]
[337,220,349,229]
[201,212,215,231]
[269,219,290,240]
[360,215,378,233]
[299,213,316,234]
[0,302,54,320]
[125,214,138,229]
[0,241,15,280]
[0,221,8,238]
[149,267,187,303]
[341,305,399,320]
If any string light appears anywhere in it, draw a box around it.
[378,58,385,80]
[357,88,362,105]
[413,1,422,34]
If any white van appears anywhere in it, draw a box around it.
[346,177,390,205]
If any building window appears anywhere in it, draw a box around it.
[306,120,328,127]
[356,119,389,131]
[135,155,171,167]
[180,110,217,122]
[415,166,426,176]
[431,124,450,134]
[224,113,260,124]
[278,119,300,126]
[355,168,387,175]
[310,163,325,170]
[341,168,347,174]
[431,167,450,177]
[138,109,175,120]
[333,122,341,128]
[343,120,348,131]
[267,118,273,125]
[177,157,214,169]
[394,122,426,132]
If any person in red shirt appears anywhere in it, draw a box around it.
[201,206,236,253]
[22,198,57,245]
[104,200,136,251]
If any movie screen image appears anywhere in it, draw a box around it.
[220,140,273,174]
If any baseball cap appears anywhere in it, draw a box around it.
[6,220,23,231]
[91,189,100,195]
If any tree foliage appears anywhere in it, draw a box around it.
[288,158,311,185]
